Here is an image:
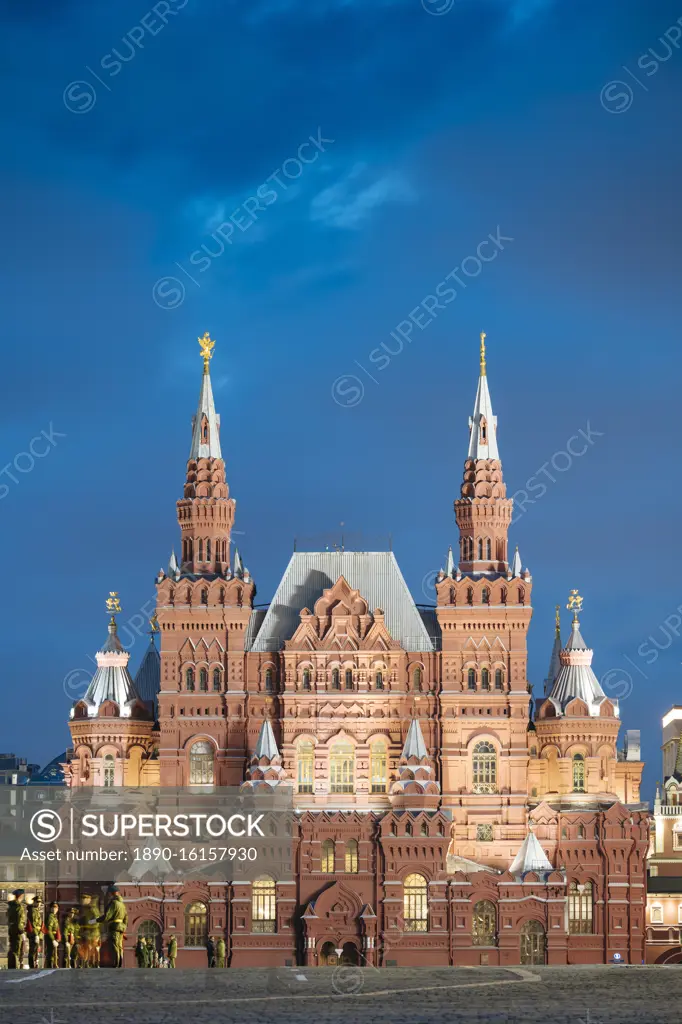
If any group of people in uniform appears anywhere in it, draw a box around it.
[6,885,128,970]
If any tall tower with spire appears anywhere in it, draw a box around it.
[435,333,534,869]
[154,335,256,787]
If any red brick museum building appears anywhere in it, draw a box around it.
[60,332,648,968]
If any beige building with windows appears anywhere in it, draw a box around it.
[647,706,682,962]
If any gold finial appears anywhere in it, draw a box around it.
[480,331,487,377]
[149,614,159,633]
[105,591,121,615]
[198,332,216,374]
[555,604,561,633]
[567,589,583,623]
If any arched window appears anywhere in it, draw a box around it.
[482,587,489,605]
[478,539,483,560]
[201,588,208,605]
[486,539,492,560]
[189,740,214,785]
[495,669,503,690]
[186,667,195,691]
[212,668,221,692]
[345,669,353,690]
[302,669,311,691]
[467,668,476,690]
[370,741,388,794]
[404,874,428,932]
[103,754,115,788]
[321,839,335,873]
[198,539,203,562]
[138,920,161,954]
[467,537,474,561]
[577,824,585,839]
[413,667,422,691]
[572,754,586,793]
[405,821,413,836]
[252,877,276,933]
[481,668,490,691]
[345,839,359,873]
[420,821,428,837]
[472,900,496,946]
[330,742,354,793]
[297,741,314,794]
[481,418,487,442]
[568,881,593,934]
[467,587,474,606]
[199,668,208,692]
[518,586,525,605]
[265,668,274,693]
[184,901,208,946]
[375,671,384,690]
[472,741,497,793]
[206,539,211,562]
[331,668,340,690]
[500,587,507,605]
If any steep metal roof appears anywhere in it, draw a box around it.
[134,638,161,718]
[254,719,280,760]
[189,367,222,460]
[77,620,143,719]
[509,829,553,878]
[402,718,428,760]
[548,618,613,717]
[247,551,435,653]
[467,333,499,460]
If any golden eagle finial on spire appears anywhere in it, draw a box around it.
[567,589,583,624]
[480,331,487,377]
[105,592,121,626]
[198,332,216,374]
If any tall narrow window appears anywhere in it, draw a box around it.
[413,667,422,691]
[302,669,311,691]
[330,742,354,793]
[345,669,353,690]
[568,881,593,934]
[185,901,208,946]
[572,754,586,793]
[252,877,276,933]
[331,668,340,690]
[345,839,359,873]
[375,671,384,690]
[481,668,490,690]
[467,587,474,606]
[500,587,507,605]
[103,755,115,788]
[468,668,476,690]
[212,668,221,692]
[486,538,492,560]
[518,587,525,605]
[199,668,208,692]
[478,539,483,560]
[265,669,273,693]
[186,667,195,691]
[321,839,335,873]
[472,900,496,945]
[495,669,503,690]
[189,740,214,785]
[482,587,489,605]
[370,741,388,793]
[480,418,487,442]
[198,539,203,562]
[472,741,497,793]
[404,874,428,932]
[206,539,211,562]
[297,741,314,794]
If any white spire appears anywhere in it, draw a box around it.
[233,548,243,577]
[402,718,428,760]
[511,546,522,577]
[544,605,562,696]
[254,719,280,760]
[509,827,553,877]
[445,546,455,576]
[189,336,222,460]
[467,332,499,460]
[168,549,179,576]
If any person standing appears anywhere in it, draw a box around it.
[78,894,100,968]
[99,885,127,968]
[206,936,215,968]
[44,902,61,969]
[215,936,225,968]
[135,936,147,968]
[27,896,43,969]
[167,934,177,968]
[7,890,27,970]
[64,907,79,968]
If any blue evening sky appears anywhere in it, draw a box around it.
[1,0,680,797]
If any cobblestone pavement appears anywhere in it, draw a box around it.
[0,965,680,1024]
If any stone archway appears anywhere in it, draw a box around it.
[319,940,359,966]
[520,920,546,965]
[656,947,682,965]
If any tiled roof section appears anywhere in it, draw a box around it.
[134,638,161,718]
[248,551,435,653]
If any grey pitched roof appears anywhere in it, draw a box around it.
[254,719,279,760]
[247,551,435,653]
[402,718,428,760]
[548,618,614,717]
[78,621,143,718]
[134,638,161,717]
[543,622,562,696]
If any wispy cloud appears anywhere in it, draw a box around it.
[310,162,415,230]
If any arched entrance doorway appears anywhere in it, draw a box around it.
[137,920,162,956]
[520,920,546,965]
[656,948,682,965]
[320,941,359,966]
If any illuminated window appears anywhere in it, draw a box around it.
[103,755,115,788]
[404,874,428,932]
[252,877,276,932]
[674,824,682,851]
[472,742,497,793]
[472,900,496,945]
[572,754,586,793]
[189,740,214,785]
[321,839,335,873]
[297,741,314,794]
[184,901,208,946]
[330,742,354,793]
[568,881,593,934]
[370,741,388,794]
[345,839,359,873]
